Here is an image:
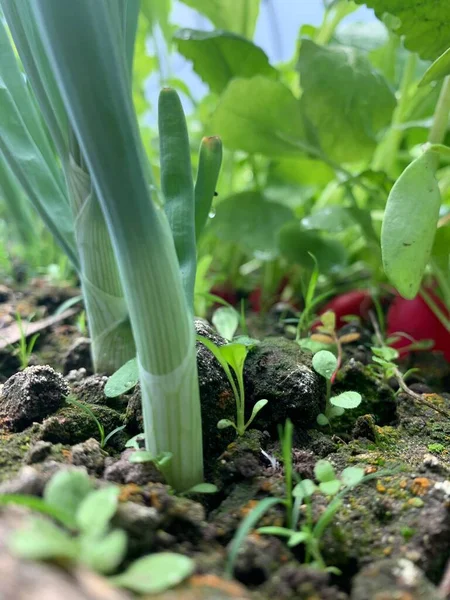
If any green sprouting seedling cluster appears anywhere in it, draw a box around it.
[0,470,193,594]
[226,420,369,576]
[258,459,365,572]
[312,348,362,427]
[197,335,268,436]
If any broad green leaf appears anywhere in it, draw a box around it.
[319,480,341,496]
[354,0,450,60]
[10,517,77,561]
[80,529,127,574]
[104,357,139,398]
[210,76,306,157]
[140,0,172,42]
[110,552,195,594]
[76,486,120,536]
[212,306,239,341]
[381,151,441,299]
[330,391,362,409]
[314,460,336,483]
[341,467,365,488]
[302,207,355,233]
[175,29,276,94]
[220,343,248,378]
[298,39,396,163]
[292,479,317,500]
[328,405,345,418]
[44,470,93,519]
[312,350,337,380]
[212,191,294,258]
[316,413,330,426]
[179,0,260,39]
[420,48,450,87]
[278,223,347,273]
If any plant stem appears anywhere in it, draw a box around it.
[372,53,418,176]
[428,76,450,145]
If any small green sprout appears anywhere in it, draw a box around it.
[65,396,126,449]
[12,312,39,370]
[197,335,268,436]
[312,349,362,426]
[0,470,194,593]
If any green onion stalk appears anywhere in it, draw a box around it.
[1,0,136,374]
[32,0,203,490]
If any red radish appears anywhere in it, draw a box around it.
[210,284,238,307]
[319,290,374,328]
[387,291,450,361]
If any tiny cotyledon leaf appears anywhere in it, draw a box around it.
[381,150,441,299]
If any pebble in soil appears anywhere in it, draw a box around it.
[0,366,69,431]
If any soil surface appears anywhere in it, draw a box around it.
[1,281,450,599]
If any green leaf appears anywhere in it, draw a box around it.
[257,526,293,538]
[179,0,260,39]
[76,486,120,537]
[328,405,345,419]
[330,391,362,409]
[212,306,239,341]
[292,479,317,500]
[175,29,276,94]
[287,531,310,547]
[110,552,195,594]
[312,350,337,380]
[381,151,441,299]
[354,0,450,60]
[302,207,355,233]
[104,357,139,398]
[80,529,127,574]
[225,497,284,577]
[220,343,248,379]
[314,460,336,483]
[217,418,236,430]
[44,470,93,520]
[10,517,78,561]
[0,494,75,530]
[141,0,172,42]
[420,48,450,86]
[341,467,365,488]
[278,223,347,273]
[245,398,268,429]
[210,76,306,157]
[194,136,222,241]
[184,483,218,494]
[213,191,294,259]
[372,346,399,361]
[319,480,341,496]
[0,16,78,267]
[159,88,196,308]
[316,413,330,426]
[297,39,396,163]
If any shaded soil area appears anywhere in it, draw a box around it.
[1,281,450,599]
